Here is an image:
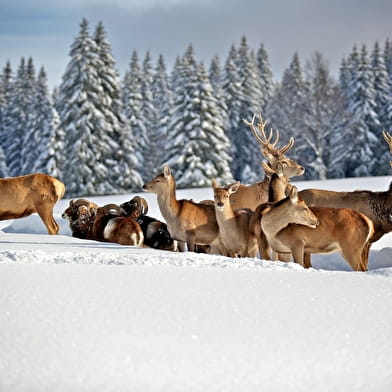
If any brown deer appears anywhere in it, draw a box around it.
[0,173,65,234]
[212,179,258,257]
[143,165,223,253]
[229,114,304,211]
[299,131,392,243]
[260,187,374,271]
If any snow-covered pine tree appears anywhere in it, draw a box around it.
[370,41,391,174]
[151,54,173,174]
[256,42,274,112]
[166,51,232,187]
[266,52,311,178]
[0,61,12,141]
[22,67,63,177]
[222,44,244,178]
[209,55,229,134]
[232,36,263,182]
[0,145,8,177]
[139,51,160,182]
[122,50,147,180]
[2,57,36,176]
[94,21,142,191]
[345,45,379,177]
[303,52,350,179]
[58,18,125,196]
[383,39,392,136]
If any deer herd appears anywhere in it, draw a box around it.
[1,114,392,271]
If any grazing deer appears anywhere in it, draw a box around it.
[260,187,374,271]
[229,114,304,211]
[143,165,222,253]
[212,179,258,257]
[0,173,65,234]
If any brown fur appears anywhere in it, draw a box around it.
[143,165,222,253]
[299,183,392,242]
[0,173,65,234]
[260,189,374,271]
[62,199,99,239]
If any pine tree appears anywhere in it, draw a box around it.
[222,44,243,177]
[371,41,391,174]
[0,61,13,142]
[345,45,379,177]
[304,52,350,179]
[122,50,147,179]
[209,55,229,132]
[2,57,36,176]
[58,18,128,196]
[166,52,232,187]
[22,67,62,177]
[256,43,274,112]
[94,21,142,191]
[384,39,392,132]
[140,51,160,181]
[266,52,311,178]
[233,36,264,182]
[151,54,173,172]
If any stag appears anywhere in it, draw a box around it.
[260,187,374,271]
[229,114,304,211]
[1,173,65,234]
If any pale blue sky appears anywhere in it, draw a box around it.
[0,0,391,87]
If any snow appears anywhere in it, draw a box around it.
[0,175,392,391]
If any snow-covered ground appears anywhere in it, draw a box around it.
[0,175,391,391]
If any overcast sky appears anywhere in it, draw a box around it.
[0,0,391,87]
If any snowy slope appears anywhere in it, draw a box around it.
[0,176,391,391]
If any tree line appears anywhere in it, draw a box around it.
[0,18,391,197]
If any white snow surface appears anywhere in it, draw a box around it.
[1,176,392,391]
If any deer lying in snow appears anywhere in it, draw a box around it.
[62,198,99,239]
[92,204,144,246]
[259,187,374,271]
[0,173,65,234]
[120,196,178,251]
[212,179,258,257]
[143,165,223,253]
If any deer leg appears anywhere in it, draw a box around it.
[36,204,59,235]
[258,233,271,260]
[303,253,312,269]
[290,242,305,267]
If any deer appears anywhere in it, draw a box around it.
[259,186,374,271]
[0,173,65,234]
[212,179,258,257]
[143,165,223,253]
[298,131,392,243]
[120,196,178,252]
[229,114,304,211]
[62,198,99,239]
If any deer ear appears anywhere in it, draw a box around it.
[211,179,218,189]
[289,186,298,202]
[261,161,274,175]
[276,162,284,176]
[163,165,171,178]
[229,181,241,194]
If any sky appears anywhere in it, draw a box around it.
[0,0,391,88]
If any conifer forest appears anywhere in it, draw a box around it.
[0,18,391,197]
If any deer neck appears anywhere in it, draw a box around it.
[156,183,181,220]
[261,206,293,239]
[214,203,236,232]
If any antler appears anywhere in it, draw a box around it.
[243,114,294,155]
[383,130,392,153]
